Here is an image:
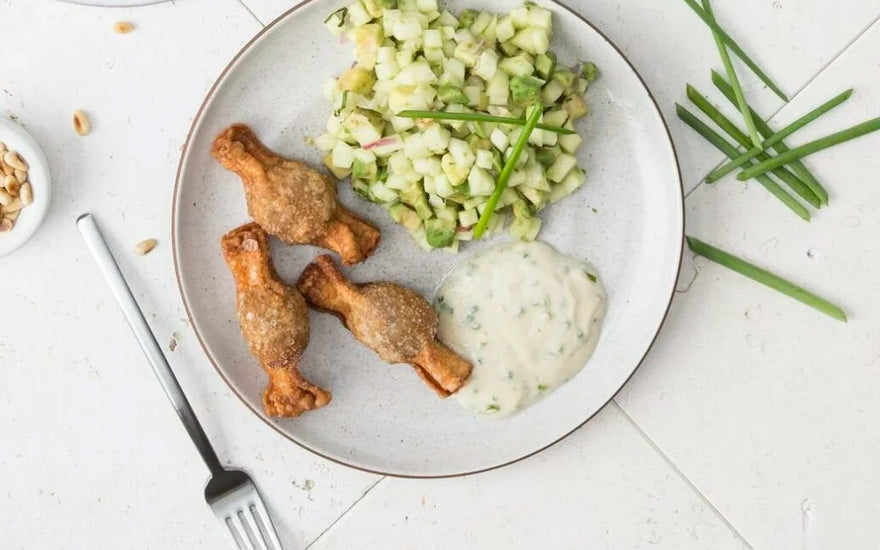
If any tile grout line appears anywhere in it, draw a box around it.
[787,11,880,99]
[236,0,267,27]
[303,477,386,549]
[683,11,880,201]
[611,400,755,550]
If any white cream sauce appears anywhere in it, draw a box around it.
[435,241,606,418]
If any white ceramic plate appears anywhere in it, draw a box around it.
[0,118,51,258]
[174,0,683,477]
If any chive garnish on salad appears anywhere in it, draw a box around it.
[314,1,598,251]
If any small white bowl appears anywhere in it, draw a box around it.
[0,117,51,257]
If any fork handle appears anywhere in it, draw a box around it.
[77,213,224,477]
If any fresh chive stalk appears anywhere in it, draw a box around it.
[686,85,821,208]
[474,104,543,238]
[324,7,348,26]
[701,0,762,148]
[680,0,788,101]
[738,116,880,180]
[686,236,847,321]
[396,110,575,135]
[782,158,824,203]
[712,71,829,204]
[707,88,853,182]
[676,104,810,221]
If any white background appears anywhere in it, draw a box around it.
[2,0,880,548]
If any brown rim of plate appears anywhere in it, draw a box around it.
[172,0,685,479]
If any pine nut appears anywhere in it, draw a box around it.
[4,176,20,196]
[135,238,157,255]
[3,151,27,172]
[0,149,31,235]
[73,110,91,136]
[20,183,32,206]
[113,21,135,34]
[3,175,18,195]
[1,197,21,213]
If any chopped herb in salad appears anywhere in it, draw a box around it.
[312,0,597,251]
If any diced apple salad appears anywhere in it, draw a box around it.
[313,0,598,251]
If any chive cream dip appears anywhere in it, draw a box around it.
[435,241,606,417]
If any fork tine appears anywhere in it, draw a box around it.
[242,507,269,550]
[251,498,283,550]
[220,517,244,550]
[229,513,256,550]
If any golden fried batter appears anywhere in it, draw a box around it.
[212,124,380,265]
[221,223,331,417]
[297,255,472,396]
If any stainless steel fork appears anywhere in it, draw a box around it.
[77,213,283,550]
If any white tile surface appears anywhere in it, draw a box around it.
[3,0,880,548]
[0,1,378,548]
[310,404,748,550]
[240,0,880,193]
[617,19,880,550]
